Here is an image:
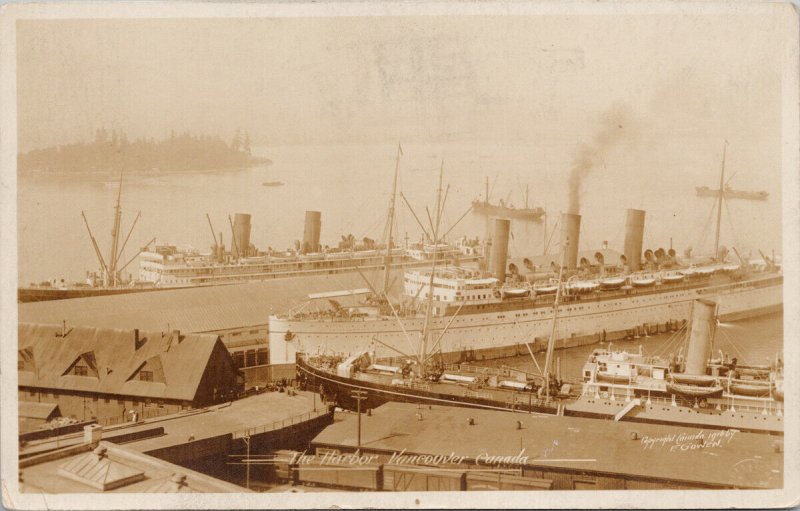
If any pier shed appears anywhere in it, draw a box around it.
[311,402,783,490]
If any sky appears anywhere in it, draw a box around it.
[16,12,785,160]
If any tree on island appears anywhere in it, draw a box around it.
[18,129,259,173]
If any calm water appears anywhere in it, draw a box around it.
[478,312,784,380]
[17,143,782,284]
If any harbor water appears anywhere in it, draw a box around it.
[17,143,782,286]
[477,311,784,380]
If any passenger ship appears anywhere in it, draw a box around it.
[137,238,480,288]
[269,209,783,366]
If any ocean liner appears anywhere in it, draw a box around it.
[270,208,782,366]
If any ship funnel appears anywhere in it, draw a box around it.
[560,213,581,270]
[490,218,511,283]
[232,213,252,259]
[302,210,322,254]
[684,299,718,375]
[623,209,646,271]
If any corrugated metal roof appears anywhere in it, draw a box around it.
[18,270,405,333]
[18,323,224,401]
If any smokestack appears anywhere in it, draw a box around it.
[490,218,510,283]
[560,213,581,270]
[302,211,322,254]
[623,209,645,272]
[232,213,252,259]
[684,299,718,375]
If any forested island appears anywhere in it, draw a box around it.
[18,129,270,174]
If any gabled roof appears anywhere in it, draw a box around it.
[18,323,224,402]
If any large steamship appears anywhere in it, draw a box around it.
[137,211,481,288]
[269,209,783,366]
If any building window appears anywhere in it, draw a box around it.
[140,370,154,382]
[75,366,88,376]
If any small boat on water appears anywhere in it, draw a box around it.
[262,181,285,187]
[696,185,768,201]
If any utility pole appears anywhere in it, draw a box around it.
[713,141,727,260]
[242,434,251,489]
[350,390,368,447]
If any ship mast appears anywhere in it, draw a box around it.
[382,143,402,295]
[108,171,124,286]
[418,160,445,370]
[543,240,568,399]
[713,140,727,260]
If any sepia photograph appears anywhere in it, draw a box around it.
[1,1,798,509]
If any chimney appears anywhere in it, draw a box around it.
[134,329,144,350]
[84,424,104,445]
[490,218,511,284]
[623,209,646,272]
[172,329,181,343]
[302,211,322,254]
[560,213,581,270]
[684,299,718,375]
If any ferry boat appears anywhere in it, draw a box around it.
[567,299,784,434]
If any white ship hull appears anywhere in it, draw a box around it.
[269,274,782,365]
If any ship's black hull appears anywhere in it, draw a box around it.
[296,357,559,415]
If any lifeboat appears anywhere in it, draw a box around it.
[662,273,685,283]
[667,382,724,399]
[728,382,773,397]
[502,287,531,298]
[596,372,631,384]
[671,374,718,387]
[694,267,716,276]
[631,277,656,287]
[569,281,599,293]
[600,277,626,290]
[534,285,558,295]
[722,263,740,272]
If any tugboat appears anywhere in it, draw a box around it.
[568,298,784,435]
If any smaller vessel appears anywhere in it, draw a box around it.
[472,178,544,221]
[569,298,784,434]
[696,185,768,201]
[262,181,285,187]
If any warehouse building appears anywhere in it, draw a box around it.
[18,270,404,387]
[18,323,241,426]
[310,402,783,490]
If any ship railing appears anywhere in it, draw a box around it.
[630,393,783,415]
[231,409,330,440]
